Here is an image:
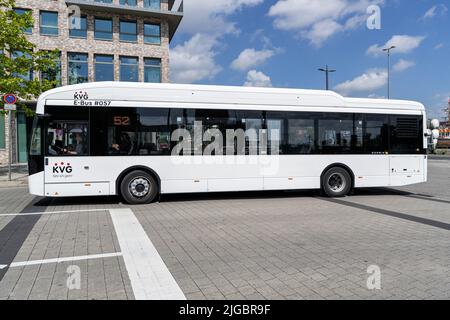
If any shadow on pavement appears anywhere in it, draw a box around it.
[160,190,319,203]
[22,187,450,208]
[0,197,52,281]
[36,195,123,207]
[352,188,450,205]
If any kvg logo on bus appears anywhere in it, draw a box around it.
[74,91,89,100]
[53,162,73,174]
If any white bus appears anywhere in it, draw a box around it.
[28,82,428,204]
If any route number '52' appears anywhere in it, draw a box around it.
[113,116,130,126]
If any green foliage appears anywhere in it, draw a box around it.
[0,0,60,116]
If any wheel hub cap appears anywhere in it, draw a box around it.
[328,173,346,193]
[129,177,151,198]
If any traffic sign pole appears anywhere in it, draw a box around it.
[8,110,12,182]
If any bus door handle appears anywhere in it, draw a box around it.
[84,166,90,170]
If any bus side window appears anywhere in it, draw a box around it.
[45,121,89,156]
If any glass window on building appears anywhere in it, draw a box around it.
[120,56,139,82]
[69,15,87,38]
[120,20,137,42]
[41,51,61,87]
[12,51,33,81]
[95,18,113,40]
[68,53,88,85]
[144,23,160,44]
[14,8,32,34]
[144,58,161,83]
[0,113,5,150]
[40,11,58,36]
[120,0,137,6]
[144,0,160,9]
[95,55,114,81]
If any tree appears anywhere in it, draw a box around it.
[0,0,59,116]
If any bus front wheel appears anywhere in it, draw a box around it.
[321,167,352,197]
[120,170,158,204]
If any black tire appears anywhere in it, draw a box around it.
[120,170,158,204]
[321,167,352,197]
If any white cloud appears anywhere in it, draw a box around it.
[421,4,448,20]
[170,34,222,83]
[392,59,415,72]
[367,35,426,56]
[435,43,445,50]
[231,48,276,71]
[171,0,265,83]
[179,0,264,36]
[334,68,387,95]
[268,0,384,46]
[304,19,343,46]
[244,70,273,87]
[335,57,415,96]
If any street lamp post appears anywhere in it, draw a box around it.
[318,65,336,90]
[383,46,396,99]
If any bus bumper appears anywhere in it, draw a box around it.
[28,172,44,196]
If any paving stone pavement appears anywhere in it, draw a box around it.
[0,159,449,300]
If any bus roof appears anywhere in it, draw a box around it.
[36,82,425,115]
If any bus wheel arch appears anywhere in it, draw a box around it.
[116,166,161,204]
[320,163,354,197]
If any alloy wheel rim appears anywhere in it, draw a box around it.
[328,173,346,193]
[129,177,151,198]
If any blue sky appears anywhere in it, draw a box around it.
[169,0,450,120]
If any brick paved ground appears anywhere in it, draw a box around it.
[0,159,449,300]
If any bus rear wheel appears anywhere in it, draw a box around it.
[322,167,352,197]
[120,170,158,204]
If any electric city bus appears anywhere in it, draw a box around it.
[28,82,428,204]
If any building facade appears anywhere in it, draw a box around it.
[0,0,183,165]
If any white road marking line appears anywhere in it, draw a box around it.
[8,252,122,268]
[0,264,7,270]
[109,209,186,300]
[0,209,114,217]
